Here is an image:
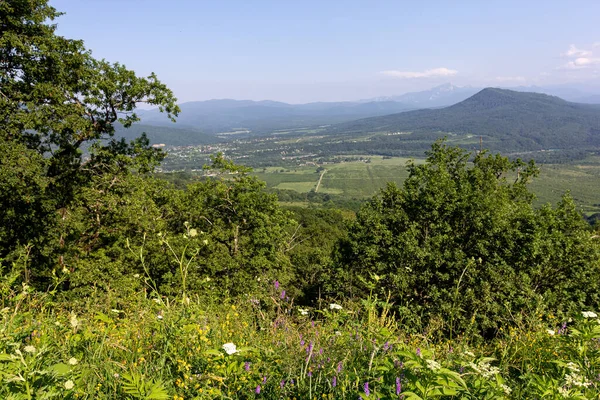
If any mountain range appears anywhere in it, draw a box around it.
[133,83,600,138]
[329,88,600,152]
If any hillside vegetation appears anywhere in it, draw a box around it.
[2,1,600,399]
[329,88,600,152]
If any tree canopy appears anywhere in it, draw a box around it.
[336,140,600,336]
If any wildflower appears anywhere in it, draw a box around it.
[202,239,209,245]
[298,308,309,316]
[222,343,238,355]
[332,376,337,387]
[255,385,261,394]
[23,345,36,354]
[337,361,343,373]
[133,274,140,278]
[547,329,556,335]
[274,280,280,290]
[396,377,401,395]
[582,311,597,318]
[363,382,370,396]
[189,228,198,237]
[280,290,286,299]
[464,351,475,357]
[157,314,163,320]
[501,384,512,394]
[329,304,342,310]
[64,380,74,390]
[70,312,79,328]
[308,371,312,378]
[68,357,78,365]
[244,361,251,371]
[426,359,442,371]
[416,347,421,357]
[280,380,285,389]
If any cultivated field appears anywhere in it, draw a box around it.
[254,156,600,214]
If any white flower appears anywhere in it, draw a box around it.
[501,384,512,394]
[189,228,198,237]
[464,351,475,357]
[70,312,79,328]
[23,345,36,354]
[582,311,597,318]
[68,357,78,365]
[425,359,441,371]
[222,342,238,355]
[133,274,140,278]
[298,308,309,316]
[335,331,342,336]
[329,304,343,310]
[64,380,74,390]
[157,314,163,320]
[547,329,555,336]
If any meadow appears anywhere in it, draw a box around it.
[3,279,600,399]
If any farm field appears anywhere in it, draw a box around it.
[254,156,600,214]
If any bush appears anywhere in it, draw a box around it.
[335,140,600,337]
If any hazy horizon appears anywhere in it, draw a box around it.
[51,0,600,104]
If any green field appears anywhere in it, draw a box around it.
[254,156,600,214]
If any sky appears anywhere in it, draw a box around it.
[50,0,600,104]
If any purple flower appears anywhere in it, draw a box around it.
[280,290,286,299]
[332,376,337,387]
[244,361,251,371]
[383,341,391,351]
[396,377,402,395]
[262,376,267,384]
[319,348,323,355]
[280,380,285,389]
[308,371,313,378]
[300,340,305,346]
[255,385,261,394]
[274,280,280,290]
[337,361,343,373]
[363,382,370,396]
[416,347,421,357]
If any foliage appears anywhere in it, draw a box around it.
[336,140,600,337]
[3,275,600,399]
[0,0,178,278]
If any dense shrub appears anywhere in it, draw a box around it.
[336,140,600,337]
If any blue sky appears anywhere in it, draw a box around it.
[51,0,600,103]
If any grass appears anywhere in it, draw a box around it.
[3,283,600,399]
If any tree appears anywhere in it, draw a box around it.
[336,140,600,337]
[0,0,178,279]
[162,154,296,297]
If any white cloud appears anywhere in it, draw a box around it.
[565,57,600,69]
[563,44,592,58]
[495,76,526,83]
[560,44,599,70]
[380,67,458,79]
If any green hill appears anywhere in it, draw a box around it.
[329,88,600,152]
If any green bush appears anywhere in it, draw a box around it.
[336,140,600,337]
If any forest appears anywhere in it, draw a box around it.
[2,1,600,398]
